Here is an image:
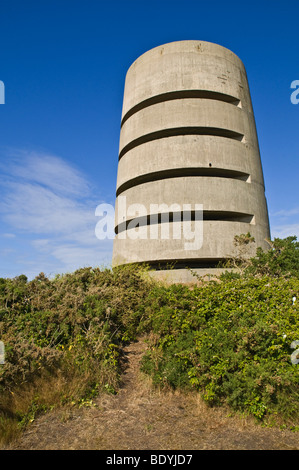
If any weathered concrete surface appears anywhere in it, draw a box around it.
[120,40,254,120]
[147,268,229,284]
[119,99,254,156]
[116,136,265,193]
[112,40,270,281]
[113,221,268,265]
[114,177,269,229]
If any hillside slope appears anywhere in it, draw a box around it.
[6,338,299,451]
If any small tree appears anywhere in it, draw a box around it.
[228,232,256,274]
[247,236,299,278]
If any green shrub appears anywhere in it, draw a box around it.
[246,236,299,278]
[0,264,152,443]
[0,237,298,443]
[140,276,299,423]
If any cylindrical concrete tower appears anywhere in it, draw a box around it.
[112,40,270,282]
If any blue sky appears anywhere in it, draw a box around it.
[0,0,298,279]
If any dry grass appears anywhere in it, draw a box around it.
[3,338,299,451]
[0,362,114,447]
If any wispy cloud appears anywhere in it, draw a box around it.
[270,223,299,239]
[1,233,16,238]
[0,148,113,278]
[270,207,299,218]
[269,205,299,240]
[1,149,91,197]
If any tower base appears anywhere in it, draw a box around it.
[146,267,234,284]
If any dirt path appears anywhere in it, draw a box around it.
[6,338,299,450]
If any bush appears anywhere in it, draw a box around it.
[246,236,299,278]
[0,264,152,444]
[140,276,299,424]
[0,236,298,444]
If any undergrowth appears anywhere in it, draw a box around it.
[139,277,299,426]
[0,236,298,445]
[0,264,151,444]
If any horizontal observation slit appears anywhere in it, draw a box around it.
[119,127,244,160]
[116,168,250,196]
[128,259,231,270]
[121,90,241,127]
[115,211,254,235]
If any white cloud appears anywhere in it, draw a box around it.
[1,181,94,234]
[270,207,299,218]
[269,203,299,240]
[0,149,114,278]
[270,223,299,239]
[0,148,91,197]
[1,233,16,238]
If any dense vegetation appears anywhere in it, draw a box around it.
[0,236,298,444]
[0,265,151,443]
[140,276,298,422]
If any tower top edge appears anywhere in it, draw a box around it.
[126,40,245,74]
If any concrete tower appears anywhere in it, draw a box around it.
[112,40,270,282]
